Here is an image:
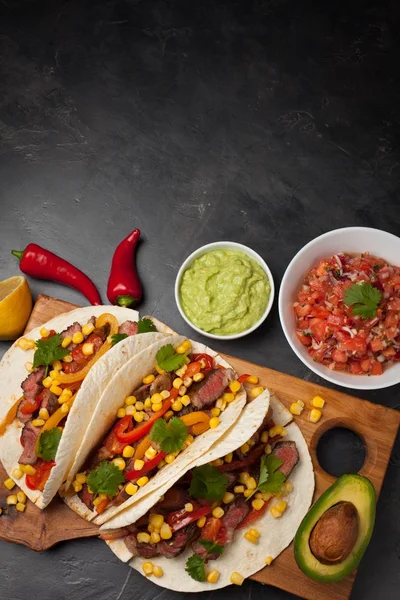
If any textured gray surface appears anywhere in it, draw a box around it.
[0,0,399,598]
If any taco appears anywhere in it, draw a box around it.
[62,337,251,524]
[0,306,170,508]
[101,393,314,591]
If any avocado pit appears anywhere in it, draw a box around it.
[309,501,359,565]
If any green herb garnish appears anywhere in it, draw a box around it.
[111,333,128,345]
[343,282,382,319]
[185,541,224,582]
[149,417,188,453]
[137,318,157,334]
[37,428,62,462]
[86,461,125,497]
[33,333,69,373]
[189,464,229,502]
[247,454,286,501]
[156,344,186,372]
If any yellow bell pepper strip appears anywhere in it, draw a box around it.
[134,436,152,461]
[0,396,23,436]
[35,393,77,453]
[181,412,210,436]
[56,313,119,384]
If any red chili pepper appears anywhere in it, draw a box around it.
[125,451,166,481]
[167,505,211,532]
[107,228,142,308]
[11,244,101,305]
[191,353,214,371]
[115,398,172,444]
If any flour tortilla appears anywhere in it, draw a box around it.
[63,339,248,524]
[107,417,314,591]
[0,306,170,508]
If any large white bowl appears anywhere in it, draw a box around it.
[175,241,275,340]
[279,227,400,390]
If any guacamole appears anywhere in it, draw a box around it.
[179,249,270,335]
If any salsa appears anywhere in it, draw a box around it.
[294,252,400,375]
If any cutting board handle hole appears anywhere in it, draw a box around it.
[316,426,366,478]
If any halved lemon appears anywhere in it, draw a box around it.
[0,276,32,340]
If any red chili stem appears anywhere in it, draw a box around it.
[12,244,101,305]
[107,228,142,308]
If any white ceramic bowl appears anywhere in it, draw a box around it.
[279,227,400,390]
[175,241,275,340]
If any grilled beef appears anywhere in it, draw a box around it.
[60,322,82,349]
[150,373,172,395]
[118,320,139,337]
[93,324,110,341]
[92,445,113,465]
[19,422,41,465]
[158,486,188,511]
[125,534,159,558]
[79,484,94,510]
[271,441,299,477]
[158,524,199,558]
[17,367,46,423]
[131,383,151,403]
[190,368,235,409]
[113,487,130,507]
[40,390,59,416]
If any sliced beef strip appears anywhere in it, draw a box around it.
[251,440,299,482]
[118,320,139,336]
[78,484,94,510]
[150,373,172,395]
[92,445,113,465]
[19,422,41,465]
[112,487,130,507]
[40,390,59,416]
[60,322,82,350]
[92,323,110,341]
[158,486,188,511]
[189,368,235,410]
[17,367,46,423]
[158,523,199,559]
[132,383,151,403]
[125,534,159,558]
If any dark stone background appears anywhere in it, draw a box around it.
[0,0,399,598]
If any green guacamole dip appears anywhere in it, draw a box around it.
[179,249,270,335]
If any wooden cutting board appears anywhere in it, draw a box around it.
[0,295,399,600]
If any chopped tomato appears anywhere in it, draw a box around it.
[201,516,222,542]
[185,361,202,378]
[340,336,367,354]
[309,319,328,342]
[191,353,214,371]
[296,331,312,346]
[25,460,55,491]
[332,349,347,363]
[167,505,211,533]
[370,339,384,352]
[237,498,272,530]
[19,388,47,415]
[371,361,383,376]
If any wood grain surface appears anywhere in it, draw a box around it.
[0,295,398,600]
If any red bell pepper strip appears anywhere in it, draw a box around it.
[115,398,172,444]
[167,505,212,532]
[12,244,101,305]
[107,228,142,308]
[238,374,250,383]
[19,388,47,415]
[125,451,166,481]
[25,460,55,491]
[191,353,214,371]
[236,497,272,529]
[217,444,266,472]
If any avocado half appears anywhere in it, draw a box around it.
[294,474,376,583]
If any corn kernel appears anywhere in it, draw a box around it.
[275,500,287,513]
[150,531,161,544]
[209,408,220,419]
[239,472,250,484]
[165,454,175,464]
[25,361,33,372]
[183,377,193,388]
[185,434,194,445]
[240,443,250,455]
[193,372,205,382]
[152,402,162,412]
[234,485,245,494]
[222,492,234,505]
[38,408,50,421]
[207,569,220,584]
[212,458,224,467]
[160,390,170,399]
[243,489,253,498]
[246,477,257,490]
[134,459,144,471]
[61,336,72,348]
[17,337,35,350]
[50,384,63,396]
[269,425,283,438]
[134,411,144,423]
[163,410,173,420]
[244,531,258,544]
[180,395,191,407]
[185,503,194,512]
[265,556,273,566]
[20,464,36,475]
[143,374,155,385]
[112,458,126,471]
[224,452,233,463]
[209,417,220,429]
[247,375,259,384]
[133,401,143,411]
[270,507,282,519]
[75,472,87,484]
[149,513,164,529]
[63,354,72,363]
[142,561,153,576]
[42,376,53,388]
[212,506,225,518]
[73,481,83,493]
[230,572,244,586]
[260,431,269,444]
[178,386,187,397]
[156,365,166,375]
[4,478,16,490]
[222,392,235,403]
[251,498,265,511]
[172,400,183,412]
[290,402,304,416]
[31,418,45,427]
[137,532,151,543]
[229,380,241,393]
[175,365,187,377]
[160,522,172,540]
[117,407,126,418]
[312,395,325,409]
[124,405,135,416]
[176,344,186,355]
[58,393,70,405]
[137,476,149,487]
[284,481,294,494]
[144,446,157,461]
[249,528,260,539]
[309,409,322,424]
[126,483,138,496]
[173,377,183,389]
[250,386,264,399]
[16,502,26,512]
[6,494,18,505]
[61,402,69,414]
[262,492,273,502]
[72,331,84,344]
[144,397,152,408]
[265,444,272,455]
[81,343,94,356]
[153,565,163,578]
[197,516,206,528]
[12,468,23,480]
[40,327,50,338]
[82,323,95,336]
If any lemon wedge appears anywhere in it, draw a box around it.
[0,276,32,340]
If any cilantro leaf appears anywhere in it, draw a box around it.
[86,461,125,497]
[111,333,128,346]
[33,333,69,370]
[189,465,229,502]
[137,318,157,334]
[199,539,224,556]
[185,554,207,582]
[37,428,62,462]
[149,417,188,453]
[343,282,382,319]
[247,454,286,500]
[156,344,186,372]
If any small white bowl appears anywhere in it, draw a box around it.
[175,241,275,340]
[279,227,400,390]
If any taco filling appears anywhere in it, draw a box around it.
[100,410,300,582]
[72,341,246,515]
[0,313,142,491]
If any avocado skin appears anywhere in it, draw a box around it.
[294,474,376,583]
